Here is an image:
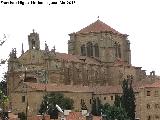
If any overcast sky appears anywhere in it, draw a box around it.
[0,0,160,80]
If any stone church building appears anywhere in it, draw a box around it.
[6,19,153,119]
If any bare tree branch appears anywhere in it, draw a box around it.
[0,34,7,46]
[0,34,7,65]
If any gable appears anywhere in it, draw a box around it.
[76,20,122,35]
[18,49,45,65]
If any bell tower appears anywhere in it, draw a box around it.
[28,30,40,50]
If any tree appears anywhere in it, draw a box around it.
[91,97,103,116]
[91,98,97,116]
[0,75,7,96]
[0,79,8,119]
[0,34,7,65]
[18,112,26,120]
[103,102,129,120]
[0,90,8,119]
[0,34,6,46]
[114,94,121,107]
[0,34,8,119]
[39,92,74,117]
[121,77,136,120]
[96,97,103,116]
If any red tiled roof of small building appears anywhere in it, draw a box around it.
[140,80,160,88]
[92,116,101,120]
[76,19,122,35]
[65,112,86,120]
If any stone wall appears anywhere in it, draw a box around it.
[139,87,160,120]
[68,32,131,64]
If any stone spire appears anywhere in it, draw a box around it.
[9,48,17,59]
[51,45,56,54]
[21,43,24,54]
[45,41,49,52]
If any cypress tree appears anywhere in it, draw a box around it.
[114,95,121,107]
[121,77,136,120]
[91,97,103,116]
[96,97,103,116]
[91,98,97,116]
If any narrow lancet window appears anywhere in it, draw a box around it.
[81,44,86,56]
[87,42,93,57]
[94,43,99,57]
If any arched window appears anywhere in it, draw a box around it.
[94,43,99,57]
[118,44,121,58]
[32,39,36,49]
[81,44,86,56]
[114,42,121,58]
[114,42,118,57]
[127,40,130,50]
[87,42,93,57]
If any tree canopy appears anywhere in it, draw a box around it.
[0,78,7,96]
[102,95,129,120]
[91,97,103,116]
[103,103,129,120]
[0,34,7,65]
[39,92,74,115]
[94,77,136,120]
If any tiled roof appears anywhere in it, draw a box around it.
[65,112,101,120]
[65,112,86,120]
[140,80,160,88]
[93,85,123,94]
[92,116,101,120]
[25,82,93,93]
[76,19,122,35]
[93,81,145,94]
[55,52,101,65]
[55,52,82,63]
[24,82,142,94]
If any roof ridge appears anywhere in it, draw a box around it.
[76,19,122,34]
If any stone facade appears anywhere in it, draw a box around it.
[7,20,147,96]
[68,30,130,65]
[10,82,93,115]
[9,81,145,119]
[7,19,157,119]
[138,81,160,120]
